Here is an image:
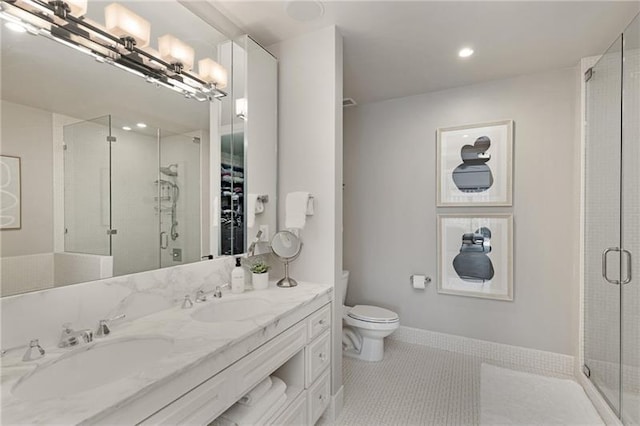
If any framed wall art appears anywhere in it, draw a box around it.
[437,214,513,301]
[436,120,513,206]
[0,155,22,230]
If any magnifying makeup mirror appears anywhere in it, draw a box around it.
[271,230,303,288]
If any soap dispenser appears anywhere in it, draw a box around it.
[231,257,245,294]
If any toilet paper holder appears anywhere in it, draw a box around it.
[410,274,431,289]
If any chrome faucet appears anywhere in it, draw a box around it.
[248,230,263,257]
[58,323,93,348]
[95,314,126,338]
[23,339,45,362]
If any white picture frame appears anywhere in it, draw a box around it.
[437,214,513,301]
[437,120,513,206]
[0,155,22,230]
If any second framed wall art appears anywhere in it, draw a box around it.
[436,120,513,207]
[437,214,513,301]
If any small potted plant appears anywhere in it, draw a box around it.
[250,261,271,290]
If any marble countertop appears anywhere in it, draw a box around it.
[1,281,332,425]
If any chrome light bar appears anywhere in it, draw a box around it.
[0,0,227,102]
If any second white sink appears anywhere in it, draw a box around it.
[12,336,173,401]
[191,298,272,322]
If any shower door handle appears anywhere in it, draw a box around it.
[622,249,632,285]
[602,247,621,285]
[160,232,168,250]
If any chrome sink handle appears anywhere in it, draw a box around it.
[95,314,126,338]
[181,295,194,309]
[214,283,230,298]
[23,339,45,362]
[2,339,46,361]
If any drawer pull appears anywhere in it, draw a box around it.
[318,319,326,325]
[319,352,326,361]
[319,394,324,401]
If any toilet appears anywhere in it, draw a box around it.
[341,270,399,362]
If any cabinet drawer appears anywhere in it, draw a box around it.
[307,370,331,425]
[307,304,331,342]
[305,330,331,387]
[232,322,306,399]
[140,371,230,426]
[269,391,307,426]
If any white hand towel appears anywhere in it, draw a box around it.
[219,377,287,425]
[238,376,272,406]
[247,194,258,228]
[285,192,312,229]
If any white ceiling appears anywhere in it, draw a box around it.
[213,1,640,105]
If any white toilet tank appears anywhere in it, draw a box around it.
[341,270,349,305]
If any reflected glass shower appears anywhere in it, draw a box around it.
[63,115,201,277]
[584,13,640,425]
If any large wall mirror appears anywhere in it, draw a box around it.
[0,0,277,297]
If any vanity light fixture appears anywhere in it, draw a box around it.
[458,47,474,58]
[158,34,195,72]
[198,58,227,88]
[136,122,147,128]
[48,0,87,18]
[104,3,150,49]
[0,0,227,102]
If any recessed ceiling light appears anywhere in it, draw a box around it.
[463,134,469,138]
[5,22,27,33]
[136,123,147,128]
[285,0,324,22]
[458,47,474,58]
[122,126,132,131]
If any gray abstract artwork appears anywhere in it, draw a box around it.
[452,227,495,282]
[452,136,493,192]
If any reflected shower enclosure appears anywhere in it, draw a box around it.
[63,115,202,277]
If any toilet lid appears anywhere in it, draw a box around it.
[347,305,399,323]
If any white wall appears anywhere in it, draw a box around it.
[270,24,344,399]
[0,100,53,257]
[344,67,580,356]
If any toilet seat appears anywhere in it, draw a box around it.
[347,305,399,324]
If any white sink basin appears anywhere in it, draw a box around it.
[191,298,272,322]
[12,336,173,401]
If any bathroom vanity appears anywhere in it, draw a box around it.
[0,282,333,425]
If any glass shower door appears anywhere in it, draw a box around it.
[622,13,640,425]
[584,35,623,416]
[63,115,112,256]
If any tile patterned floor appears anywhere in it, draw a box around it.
[332,339,574,426]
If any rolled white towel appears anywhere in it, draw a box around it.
[238,376,272,407]
[255,392,287,425]
[219,377,287,425]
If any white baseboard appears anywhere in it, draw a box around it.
[576,372,622,425]
[389,325,575,376]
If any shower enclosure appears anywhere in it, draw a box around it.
[63,115,202,277]
[584,13,639,424]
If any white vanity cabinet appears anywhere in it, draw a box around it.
[139,303,332,426]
